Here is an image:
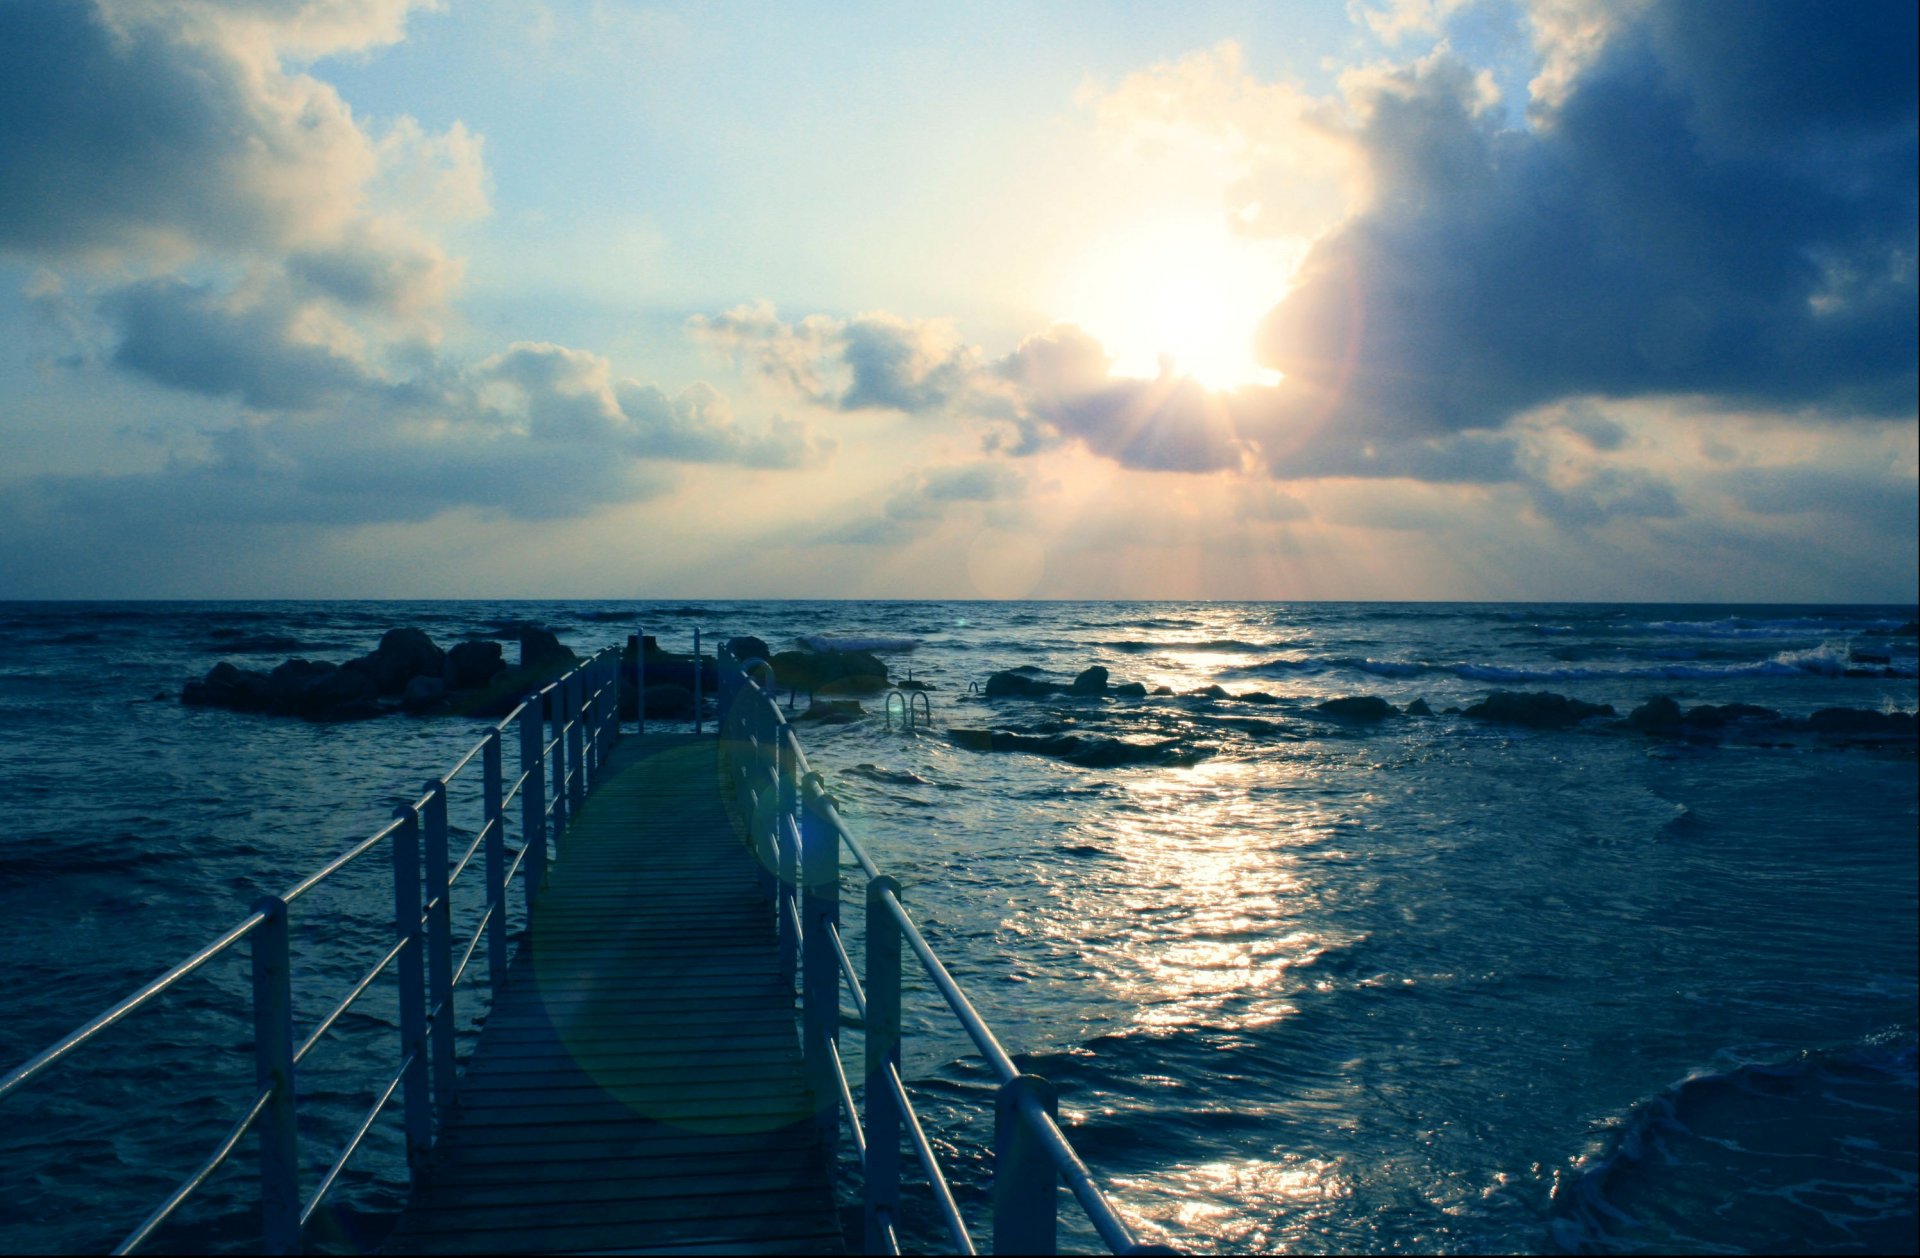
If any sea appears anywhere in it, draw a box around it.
[1,599,1915,1255]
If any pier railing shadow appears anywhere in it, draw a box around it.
[714,642,1175,1256]
[0,645,627,1254]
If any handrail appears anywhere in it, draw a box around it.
[2,637,637,1254]
[714,644,1161,1255]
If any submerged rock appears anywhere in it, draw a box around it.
[1463,690,1615,728]
[1313,695,1397,722]
[947,727,1205,768]
[1069,666,1110,696]
[984,670,1059,698]
[1803,707,1919,739]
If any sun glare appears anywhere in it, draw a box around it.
[1053,212,1307,391]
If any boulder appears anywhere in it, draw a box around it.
[1113,681,1148,698]
[1188,684,1231,700]
[363,628,445,696]
[1404,697,1434,717]
[1805,707,1919,738]
[1682,702,1779,729]
[1462,690,1616,728]
[1239,692,1280,705]
[1313,695,1396,722]
[728,635,772,664]
[298,665,378,719]
[1151,685,1175,696]
[445,639,505,690]
[1626,695,1684,733]
[797,699,866,724]
[642,683,695,718]
[402,675,449,714]
[984,670,1058,698]
[1069,666,1109,696]
[770,648,888,695]
[518,626,578,673]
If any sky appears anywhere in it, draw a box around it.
[0,0,1914,601]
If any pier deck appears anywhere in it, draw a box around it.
[384,734,843,1255]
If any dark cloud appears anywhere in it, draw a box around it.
[0,0,370,258]
[1246,0,1917,479]
[104,277,385,410]
[997,325,1244,472]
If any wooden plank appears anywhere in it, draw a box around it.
[384,734,843,1255]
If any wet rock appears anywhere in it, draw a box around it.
[298,665,378,719]
[797,699,866,724]
[1238,691,1280,705]
[1804,707,1919,739]
[947,728,1204,767]
[984,670,1059,698]
[1070,666,1110,696]
[402,675,448,714]
[445,639,505,690]
[895,678,934,691]
[642,683,694,718]
[729,635,772,663]
[1113,682,1148,698]
[517,626,577,674]
[771,648,888,695]
[1463,690,1615,728]
[1682,702,1779,728]
[1627,695,1685,733]
[1313,695,1396,722]
[1152,685,1175,696]
[1189,685,1231,700]
[1404,697,1435,717]
[361,628,445,696]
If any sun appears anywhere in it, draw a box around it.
[1052,211,1308,391]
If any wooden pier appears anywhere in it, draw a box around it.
[384,733,843,1254]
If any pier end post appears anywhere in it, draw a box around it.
[250,894,300,1255]
[994,1074,1060,1255]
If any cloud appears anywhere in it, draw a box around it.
[690,301,988,415]
[822,460,1029,544]
[1246,0,1916,463]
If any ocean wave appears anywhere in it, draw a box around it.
[801,634,920,653]
[1642,616,1905,639]
[1234,647,1917,685]
[1101,638,1280,654]
[1554,1029,1919,1254]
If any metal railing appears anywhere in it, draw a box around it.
[0,643,630,1254]
[715,645,1174,1256]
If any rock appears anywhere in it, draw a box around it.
[445,639,505,690]
[1404,697,1434,716]
[1682,702,1779,728]
[729,635,773,664]
[1890,620,1919,637]
[402,675,449,714]
[1188,685,1231,700]
[1069,666,1109,696]
[299,665,378,719]
[948,728,1205,768]
[360,628,445,696]
[1462,690,1615,728]
[1151,686,1175,696]
[642,683,694,718]
[518,626,577,674]
[1313,695,1396,722]
[797,699,866,724]
[1627,695,1684,732]
[1113,682,1148,698]
[984,670,1059,698]
[1804,707,1919,739]
[895,678,934,691]
[1238,692,1280,705]
[770,648,888,695]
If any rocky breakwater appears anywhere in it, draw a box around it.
[624,635,719,719]
[182,626,580,721]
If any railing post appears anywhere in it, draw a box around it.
[548,683,568,843]
[391,805,431,1175]
[864,876,903,1254]
[635,631,646,738]
[693,628,704,735]
[519,699,547,923]
[483,729,507,991]
[568,673,586,816]
[250,895,300,1255]
[777,729,799,985]
[421,777,456,1126]
[994,1074,1060,1255]
[800,778,839,1151]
